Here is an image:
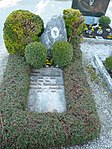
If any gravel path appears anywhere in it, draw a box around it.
[0,45,8,84]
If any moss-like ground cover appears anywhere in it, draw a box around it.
[0,48,100,148]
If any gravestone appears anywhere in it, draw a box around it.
[28,68,66,113]
[40,15,67,49]
[72,0,110,25]
[72,0,110,17]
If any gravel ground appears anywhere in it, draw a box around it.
[0,45,8,84]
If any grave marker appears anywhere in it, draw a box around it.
[28,68,66,113]
[40,15,67,49]
[72,0,110,17]
[72,0,110,25]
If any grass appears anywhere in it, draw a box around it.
[0,47,100,148]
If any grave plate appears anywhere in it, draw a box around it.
[28,68,66,113]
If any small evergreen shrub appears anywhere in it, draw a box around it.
[63,9,85,59]
[99,16,111,27]
[25,42,47,68]
[3,10,44,55]
[63,8,85,42]
[104,56,112,70]
[52,41,73,68]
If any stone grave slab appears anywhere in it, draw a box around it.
[40,15,67,49]
[28,68,66,113]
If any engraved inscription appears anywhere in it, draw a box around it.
[28,68,66,113]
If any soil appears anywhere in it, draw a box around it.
[83,24,112,40]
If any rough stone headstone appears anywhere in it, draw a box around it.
[40,15,67,49]
[27,68,66,113]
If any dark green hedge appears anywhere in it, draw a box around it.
[0,52,100,148]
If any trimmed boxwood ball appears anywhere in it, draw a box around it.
[25,41,47,68]
[3,10,44,55]
[99,15,111,27]
[52,41,73,68]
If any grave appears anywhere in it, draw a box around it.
[28,68,66,113]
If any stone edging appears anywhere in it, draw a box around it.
[93,55,112,93]
[83,38,112,44]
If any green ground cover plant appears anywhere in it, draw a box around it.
[0,49,100,149]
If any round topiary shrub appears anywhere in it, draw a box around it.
[104,56,112,70]
[99,16,111,27]
[52,41,73,68]
[25,42,47,68]
[3,10,44,55]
